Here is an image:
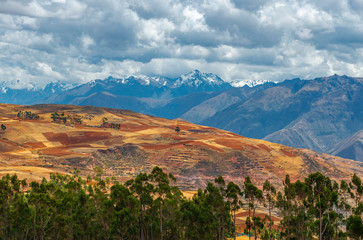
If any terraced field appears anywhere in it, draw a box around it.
[0,103,362,189]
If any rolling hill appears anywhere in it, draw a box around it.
[0,103,361,189]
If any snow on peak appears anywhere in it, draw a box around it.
[0,79,36,90]
[175,69,225,87]
[80,70,229,90]
[43,81,76,91]
[231,79,278,87]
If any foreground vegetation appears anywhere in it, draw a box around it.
[0,167,362,240]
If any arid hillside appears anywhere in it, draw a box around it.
[0,103,361,189]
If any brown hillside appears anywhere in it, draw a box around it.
[0,103,362,189]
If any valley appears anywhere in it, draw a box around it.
[1,72,361,162]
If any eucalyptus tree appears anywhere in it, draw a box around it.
[110,183,139,239]
[275,175,297,239]
[350,173,362,213]
[226,180,243,240]
[244,176,264,240]
[346,214,363,239]
[263,179,276,240]
[305,172,339,240]
[293,180,312,239]
[150,166,179,240]
[126,173,155,240]
[0,174,25,240]
[346,174,363,240]
[28,179,58,240]
[339,180,352,221]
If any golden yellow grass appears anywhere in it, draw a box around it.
[0,104,361,188]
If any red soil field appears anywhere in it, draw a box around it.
[214,138,245,150]
[258,144,272,152]
[41,148,75,156]
[280,148,298,157]
[0,140,23,152]
[24,142,46,148]
[43,131,112,145]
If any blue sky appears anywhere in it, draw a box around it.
[1,0,363,88]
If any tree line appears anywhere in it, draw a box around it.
[17,111,40,120]
[51,112,82,124]
[0,167,362,240]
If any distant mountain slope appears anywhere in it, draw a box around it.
[202,75,363,154]
[328,130,363,162]
[0,103,361,189]
[42,70,232,104]
[180,83,275,123]
[0,82,72,105]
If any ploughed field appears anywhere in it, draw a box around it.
[0,103,361,189]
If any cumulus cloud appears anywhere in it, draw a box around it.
[1,0,363,88]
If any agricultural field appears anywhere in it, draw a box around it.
[0,103,361,189]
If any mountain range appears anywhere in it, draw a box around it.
[202,75,363,154]
[0,71,362,161]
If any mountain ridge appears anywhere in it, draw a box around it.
[328,130,363,161]
[202,75,363,157]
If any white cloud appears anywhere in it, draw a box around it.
[36,62,63,79]
[137,18,175,48]
[1,30,53,48]
[181,6,209,32]
[0,0,86,19]
[258,1,334,40]
[1,0,363,87]
[81,34,95,49]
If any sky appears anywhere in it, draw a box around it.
[1,0,363,88]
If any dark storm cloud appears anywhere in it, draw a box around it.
[1,0,363,87]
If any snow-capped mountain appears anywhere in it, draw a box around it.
[230,78,278,87]
[0,81,74,105]
[174,69,227,87]
[41,70,232,103]
[89,75,170,88]
[0,70,232,105]
[87,70,230,89]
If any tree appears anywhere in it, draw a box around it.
[1,124,6,132]
[51,112,59,122]
[305,172,338,240]
[339,180,352,221]
[102,117,108,127]
[110,183,139,239]
[175,126,180,135]
[0,174,22,240]
[350,173,363,213]
[93,166,104,180]
[244,176,264,240]
[263,180,276,240]
[28,179,57,240]
[346,214,363,239]
[126,173,154,240]
[9,191,32,239]
[293,180,312,239]
[226,181,242,240]
[150,166,175,240]
[1,168,362,239]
